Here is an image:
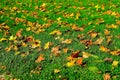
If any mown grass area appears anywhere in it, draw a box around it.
[0,0,120,80]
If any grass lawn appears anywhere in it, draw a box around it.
[0,0,120,80]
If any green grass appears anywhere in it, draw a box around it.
[0,0,120,80]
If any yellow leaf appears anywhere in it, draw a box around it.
[26,27,31,31]
[0,38,7,42]
[54,69,60,73]
[9,35,17,41]
[66,60,75,67]
[82,52,91,58]
[57,17,61,21]
[99,46,110,52]
[112,61,119,67]
[50,30,62,35]
[106,24,118,29]
[44,42,52,49]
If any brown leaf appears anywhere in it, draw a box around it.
[103,58,113,62]
[71,50,81,58]
[26,36,34,42]
[51,46,60,56]
[35,54,45,63]
[104,73,110,80]
[81,40,93,47]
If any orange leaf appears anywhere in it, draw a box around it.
[16,29,23,37]
[35,54,45,63]
[76,58,83,65]
[104,73,110,80]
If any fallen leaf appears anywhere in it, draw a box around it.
[71,50,81,58]
[104,73,111,80]
[26,36,34,42]
[0,38,7,42]
[62,39,72,44]
[44,42,53,49]
[81,40,93,47]
[50,30,62,35]
[107,36,112,44]
[71,25,84,31]
[76,58,83,65]
[16,29,23,37]
[9,35,17,41]
[35,54,45,63]
[51,46,60,56]
[67,56,75,61]
[94,38,104,45]
[104,29,110,35]
[112,61,119,67]
[63,48,68,53]
[90,32,98,39]
[54,69,60,73]
[99,46,110,52]
[66,60,75,67]
[110,50,120,55]
[103,58,113,62]
[82,52,91,58]
[106,24,118,29]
